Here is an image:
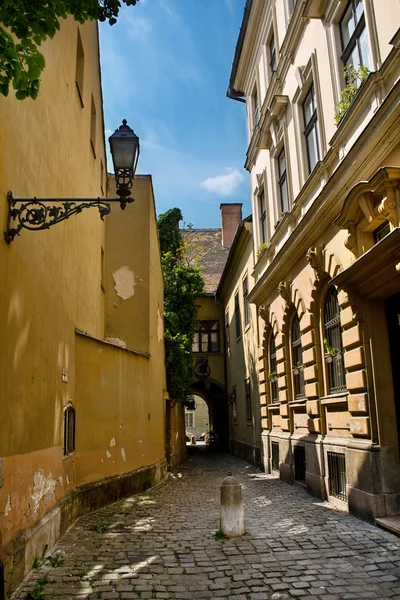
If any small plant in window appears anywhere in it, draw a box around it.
[324,338,339,362]
[334,64,370,124]
[257,242,270,258]
[293,361,304,375]
[268,371,278,382]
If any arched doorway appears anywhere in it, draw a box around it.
[191,379,229,450]
[184,395,210,441]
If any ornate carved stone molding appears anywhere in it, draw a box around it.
[306,246,322,281]
[344,221,358,261]
[258,303,270,322]
[378,191,397,227]
[278,281,291,306]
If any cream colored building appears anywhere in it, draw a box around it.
[217,217,262,465]
[228,0,400,524]
[0,18,168,595]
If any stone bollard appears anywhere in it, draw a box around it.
[220,472,245,537]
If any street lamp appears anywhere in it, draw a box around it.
[109,119,140,197]
[4,119,140,243]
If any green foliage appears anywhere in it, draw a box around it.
[0,0,139,100]
[90,521,108,534]
[158,208,204,403]
[47,552,64,567]
[334,64,370,124]
[24,575,53,600]
[31,556,41,570]
[323,338,339,356]
[213,529,227,542]
[257,242,269,258]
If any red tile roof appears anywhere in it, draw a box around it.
[182,228,230,294]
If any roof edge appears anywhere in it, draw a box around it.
[227,0,254,101]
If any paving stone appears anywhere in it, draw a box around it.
[12,449,400,600]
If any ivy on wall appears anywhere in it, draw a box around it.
[157,208,204,403]
[0,0,139,100]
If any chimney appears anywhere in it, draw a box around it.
[220,203,243,247]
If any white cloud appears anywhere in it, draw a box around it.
[200,168,244,196]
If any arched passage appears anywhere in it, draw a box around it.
[191,379,229,450]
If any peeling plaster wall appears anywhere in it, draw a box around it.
[0,17,168,597]
[0,15,107,557]
[74,334,165,484]
[105,177,152,355]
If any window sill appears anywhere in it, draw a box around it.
[288,398,306,407]
[267,403,280,409]
[320,392,348,405]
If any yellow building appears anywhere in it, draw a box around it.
[228,0,400,524]
[0,18,167,595]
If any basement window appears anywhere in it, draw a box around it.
[271,442,279,471]
[63,405,76,456]
[294,446,306,484]
[327,451,347,501]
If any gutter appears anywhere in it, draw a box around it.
[226,0,253,103]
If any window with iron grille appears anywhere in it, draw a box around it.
[327,451,347,500]
[269,35,277,73]
[225,310,230,352]
[271,442,279,471]
[259,191,267,244]
[245,378,252,420]
[324,287,346,394]
[231,386,237,421]
[235,292,241,339]
[192,320,220,353]
[303,85,320,174]
[294,446,306,484]
[63,405,75,456]
[278,148,290,213]
[292,314,305,399]
[340,0,370,70]
[269,336,279,403]
[243,276,249,327]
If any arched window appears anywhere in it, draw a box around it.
[63,405,75,455]
[324,287,346,394]
[291,314,305,399]
[269,335,279,403]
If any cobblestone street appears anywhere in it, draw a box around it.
[13,449,400,600]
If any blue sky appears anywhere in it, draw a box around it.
[99,0,249,228]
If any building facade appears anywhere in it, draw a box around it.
[184,204,262,465]
[0,19,167,596]
[229,0,400,522]
[217,217,262,466]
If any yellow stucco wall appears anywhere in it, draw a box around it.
[0,17,167,585]
[193,296,225,386]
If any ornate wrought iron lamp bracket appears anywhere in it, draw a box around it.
[4,191,134,244]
